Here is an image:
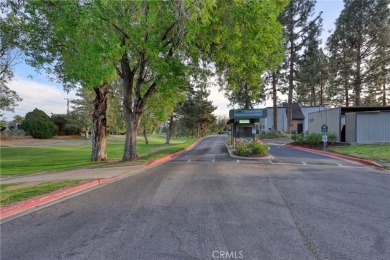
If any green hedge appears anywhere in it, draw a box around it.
[292,132,338,145]
[236,141,269,156]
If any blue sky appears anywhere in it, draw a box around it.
[3,0,345,120]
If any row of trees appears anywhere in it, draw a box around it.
[1,0,288,161]
[222,0,389,132]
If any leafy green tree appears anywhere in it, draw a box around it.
[12,115,24,124]
[0,84,22,115]
[20,108,57,139]
[211,0,287,110]
[11,1,116,160]
[0,3,22,115]
[11,0,288,162]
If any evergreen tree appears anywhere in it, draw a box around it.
[327,0,390,106]
[279,0,322,132]
[177,89,216,138]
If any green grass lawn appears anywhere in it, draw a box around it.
[257,132,291,139]
[329,144,390,165]
[0,180,86,207]
[0,135,198,177]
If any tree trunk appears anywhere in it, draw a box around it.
[272,72,278,131]
[382,78,387,106]
[287,34,294,133]
[123,112,139,160]
[91,85,108,161]
[120,52,158,161]
[244,83,250,109]
[354,45,362,106]
[165,115,173,144]
[143,129,149,145]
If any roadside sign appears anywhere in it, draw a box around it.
[321,124,328,133]
[322,134,328,142]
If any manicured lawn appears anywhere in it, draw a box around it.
[0,180,86,207]
[257,132,291,139]
[329,144,390,165]
[0,135,198,177]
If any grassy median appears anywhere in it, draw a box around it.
[0,135,198,177]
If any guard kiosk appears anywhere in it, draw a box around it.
[228,109,267,148]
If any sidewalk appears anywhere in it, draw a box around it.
[1,165,146,184]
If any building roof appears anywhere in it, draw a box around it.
[340,106,390,115]
[280,102,305,120]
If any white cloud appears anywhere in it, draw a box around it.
[2,78,77,120]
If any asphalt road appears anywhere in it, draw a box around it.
[1,136,389,260]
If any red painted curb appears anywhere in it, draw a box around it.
[146,138,204,167]
[0,178,115,220]
[285,144,383,168]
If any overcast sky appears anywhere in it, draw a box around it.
[3,0,344,121]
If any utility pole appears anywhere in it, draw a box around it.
[64,98,72,115]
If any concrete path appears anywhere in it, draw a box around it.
[1,165,146,184]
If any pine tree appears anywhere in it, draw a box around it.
[327,0,390,106]
[279,0,322,132]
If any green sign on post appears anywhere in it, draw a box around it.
[321,124,328,133]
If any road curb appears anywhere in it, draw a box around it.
[225,144,273,160]
[1,138,204,220]
[146,138,204,167]
[0,178,115,220]
[285,144,383,168]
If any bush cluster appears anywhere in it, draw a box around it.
[236,141,269,157]
[20,109,58,139]
[291,132,337,145]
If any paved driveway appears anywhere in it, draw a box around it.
[1,136,389,259]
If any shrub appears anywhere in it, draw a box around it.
[305,133,322,145]
[327,133,338,143]
[291,133,304,143]
[236,141,269,156]
[292,132,338,146]
[63,124,81,135]
[20,108,58,139]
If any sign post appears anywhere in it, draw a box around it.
[321,124,328,150]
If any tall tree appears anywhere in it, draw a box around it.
[12,0,288,162]
[177,89,216,138]
[11,1,117,160]
[71,87,94,139]
[214,0,287,110]
[279,0,322,132]
[327,0,390,106]
[0,4,22,116]
[91,0,287,160]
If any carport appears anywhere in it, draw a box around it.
[308,106,390,143]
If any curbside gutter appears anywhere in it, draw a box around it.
[1,138,204,220]
[146,138,204,167]
[285,144,383,168]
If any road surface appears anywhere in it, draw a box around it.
[1,136,389,259]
